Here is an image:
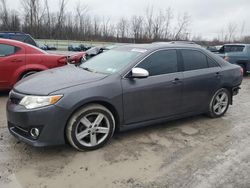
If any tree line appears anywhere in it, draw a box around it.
[0,0,249,44]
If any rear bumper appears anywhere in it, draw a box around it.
[6,97,70,147]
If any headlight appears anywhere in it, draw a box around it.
[19,95,63,109]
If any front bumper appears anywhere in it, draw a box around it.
[6,91,70,147]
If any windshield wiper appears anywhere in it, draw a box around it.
[80,66,110,75]
[81,67,94,72]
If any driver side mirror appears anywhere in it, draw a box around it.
[131,68,149,78]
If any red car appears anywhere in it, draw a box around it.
[68,51,86,65]
[0,39,67,90]
[68,47,108,65]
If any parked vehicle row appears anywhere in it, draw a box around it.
[68,45,119,64]
[6,42,243,151]
[207,44,250,75]
[68,44,92,52]
[39,44,57,51]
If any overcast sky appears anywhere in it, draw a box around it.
[8,0,250,40]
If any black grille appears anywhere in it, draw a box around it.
[9,90,24,104]
[8,122,30,138]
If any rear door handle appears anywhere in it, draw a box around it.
[216,72,222,78]
[11,59,22,63]
[172,78,182,84]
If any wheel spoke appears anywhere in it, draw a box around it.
[220,93,226,101]
[93,114,104,126]
[96,127,109,134]
[218,106,223,114]
[214,103,220,110]
[216,96,220,102]
[221,102,227,107]
[90,133,97,145]
[76,130,89,140]
[80,117,92,128]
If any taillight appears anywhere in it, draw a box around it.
[240,67,244,76]
[224,56,230,62]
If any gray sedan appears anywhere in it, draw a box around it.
[7,43,243,151]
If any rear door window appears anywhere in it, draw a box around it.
[207,57,219,68]
[10,35,26,41]
[0,44,20,57]
[224,45,245,52]
[181,50,208,71]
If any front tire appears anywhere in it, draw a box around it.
[208,88,230,118]
[66,104,115,151]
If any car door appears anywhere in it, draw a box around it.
[122,49,183,125]
[0,43,25,89]
[180,49,222,113]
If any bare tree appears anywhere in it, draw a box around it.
[93,16,100,39]
[227,22,237,42]
[75,1,89,39]
[152,10,166,40]
[55,0,67,37]
[21,0,47,37]
[240,21,245,40]
[173,13,191,40]
[145,5,154,39]
[162,8,173,39]
[116,17,129,40]
[1,0,197,42]
[0,0,9,30]
[131,15,144,42]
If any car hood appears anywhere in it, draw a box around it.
[14,65,107,95]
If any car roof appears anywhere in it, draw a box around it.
[223,43,250,46]
[117,42,202,52]
[0,38,46,53]
[0,38,27,46]
[0,31,26,34]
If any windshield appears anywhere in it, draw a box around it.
[80,49,143,74]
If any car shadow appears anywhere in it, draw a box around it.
[12,114,207,155]
[114,115,206,139]
[0,90,10,97]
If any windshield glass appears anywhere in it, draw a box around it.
[80,49,143,74]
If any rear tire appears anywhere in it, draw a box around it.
[66,104,115,151]
[208,88,230,118]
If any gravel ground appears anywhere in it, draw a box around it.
[0,77,250,188]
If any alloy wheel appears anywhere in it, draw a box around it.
[212,90,229,116]
[75,112,110,147]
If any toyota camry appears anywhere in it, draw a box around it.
[7,43,243,151]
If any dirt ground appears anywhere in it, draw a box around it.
[0,77,250,188]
